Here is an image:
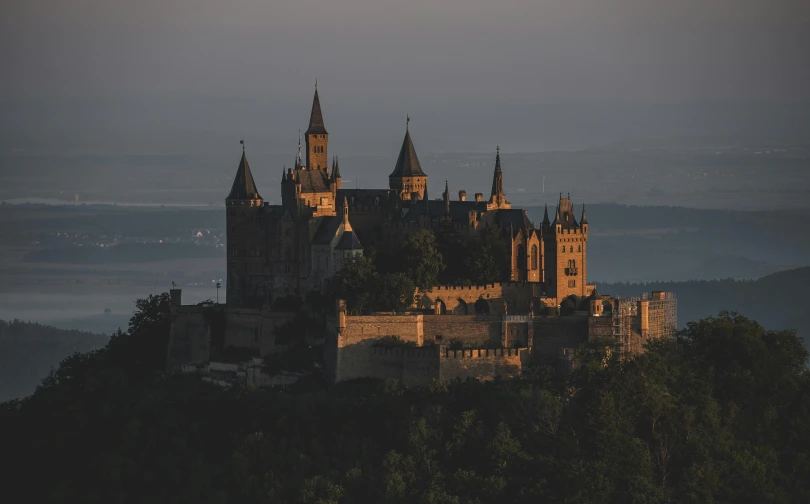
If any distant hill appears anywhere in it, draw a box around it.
[0,320,109,401]
[596,266,810,346]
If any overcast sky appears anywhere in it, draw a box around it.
[2,0,809,153]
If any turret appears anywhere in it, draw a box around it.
[226,141,262,207]
[305,83,328,172]
[331,155,342,190]
[389,116,428,201]
[487,146,510,210]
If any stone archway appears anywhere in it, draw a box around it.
[453,299,468,315]
[474,298,489,315]
[435,299,447,315]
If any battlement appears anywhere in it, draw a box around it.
[442,347,526,359]
[371,346,438,359]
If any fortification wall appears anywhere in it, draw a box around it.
[418,282,542,315]
[369,347,440,385]
[422,315,502,347]
[588,316,614,341]
[167,309,215,370]
[440,348,528,381]
[335,314,424,382]
[224,309,295,356]
[531,316,589,364]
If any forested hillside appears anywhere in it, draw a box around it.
[597,267,810,346]
[0,320,109,401]
[2,297,809,503]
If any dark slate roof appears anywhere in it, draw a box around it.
[494,209,533,233]
[305,88,328,135]
[312,216,342,245]
[401,199,486,224]
[588,288,601,300]
[227,151,262,201]
[337,189,393,207]
[389,129,426,177]
[336,230,363,250]
[297,169,330,192]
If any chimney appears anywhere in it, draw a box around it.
[170,288,182,307]
[474,192,483,202]
[458,190,467,202]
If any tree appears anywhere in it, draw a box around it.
[107,292,172,374]
[375,273,416,312]
[329,255,378,313]
[400,229,444,289]
[464,225,510,284]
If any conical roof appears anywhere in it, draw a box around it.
[305,87,328,135]
[227,149,262,201]
[542,204,550,226]
[491,146,503,197]
[390,125,426,177]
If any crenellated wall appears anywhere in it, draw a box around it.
[440,347,529,382]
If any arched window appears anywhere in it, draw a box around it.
[531,245,538,270]
[313,146,317,153]
[578,245,581,252]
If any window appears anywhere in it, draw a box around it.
[531,245,538,270]
[578,245,581,252]
[568,280,576,288]
[285,228,291,237]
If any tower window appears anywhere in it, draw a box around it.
[578,245,581,252]
[531,245,538,270]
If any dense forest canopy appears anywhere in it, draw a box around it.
[2,293,809,502]
[0,319,109,401]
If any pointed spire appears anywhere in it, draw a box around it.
[554,205,561,225]
[305,85,328,135]
[406,114,410,131]
[282,167,286,182]
[342,194,351,231]
[333,156,341,179]
[390,120,426,177]
[490,146,504,200]
[581,204,588,225]
[542,204,550,226]
[227,144,262,201]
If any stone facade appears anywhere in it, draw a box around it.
[224,86,590,309]
[167,86,678,387]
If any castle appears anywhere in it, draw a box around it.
[167,87,677,386]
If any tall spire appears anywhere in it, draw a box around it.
[581,204,588,225]
[332,156,341,179]
[227,143,262,201]
[305,85,328,135]
[489,146,506,204]
[542,204,550,226]
[296,130,302,168]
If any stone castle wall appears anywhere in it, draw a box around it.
[167,305,295,371]
[440,348,529,382]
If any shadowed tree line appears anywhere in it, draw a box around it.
[2,296,810,503]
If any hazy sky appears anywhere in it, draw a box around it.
[2,0,810,153]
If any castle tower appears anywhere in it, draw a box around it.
[487,146,511,210]
[226,142,264,307]
[331,156,342,191]
[305,84,328,172]
[389,116,427,201]
[546,193,588,300]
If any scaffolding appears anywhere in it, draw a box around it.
[611,291,677,356]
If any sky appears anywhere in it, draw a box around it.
[2,0,810,153]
